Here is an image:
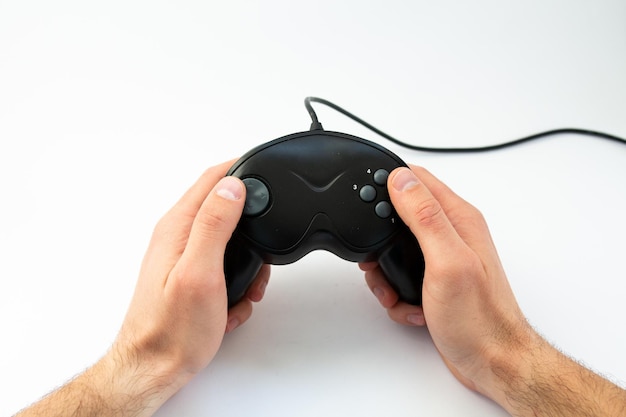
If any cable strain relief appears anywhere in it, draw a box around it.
[310,121,324,131]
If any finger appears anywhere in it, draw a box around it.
[145,160,238,273]
[225,298,253,333]
[405,165,470,214]
[364,265,399,308]
[224,265,271,333]
[169,159,237,222]
[403,165,501,268]
[358,261,378,272]
[245,264,271,303]
[388,167,468,261]
[176,175,246,279]
[138,161,239,295]
[387,302,426,327]
[363,266,425,325]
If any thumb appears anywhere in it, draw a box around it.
[178,176,246,277]
[388,167,465,261]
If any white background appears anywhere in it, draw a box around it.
[1,1,625,416]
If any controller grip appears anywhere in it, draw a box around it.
[224,235,264,308]
[377,230,425,305]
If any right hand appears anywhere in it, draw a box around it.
[363,165,626,417]
[360,165,534,398]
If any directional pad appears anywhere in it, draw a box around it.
[242,177,270,216]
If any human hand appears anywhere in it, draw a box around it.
[361,165,626,416]
[117,159,270,376]
[15,160,270,417]
[360,165,531,399]
[114,159,270,379]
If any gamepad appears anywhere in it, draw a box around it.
[224,130,425,307]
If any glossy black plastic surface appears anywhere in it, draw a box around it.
[224,130,425,307]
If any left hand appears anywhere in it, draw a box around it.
[113,160,270,394]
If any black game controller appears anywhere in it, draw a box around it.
[224,130,425,307]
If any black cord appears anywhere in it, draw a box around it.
[304,96,626,153]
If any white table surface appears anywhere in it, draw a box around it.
[1,1,625,416]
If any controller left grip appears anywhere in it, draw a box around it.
[224,235,264,308]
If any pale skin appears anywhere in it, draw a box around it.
[14,162,626,417]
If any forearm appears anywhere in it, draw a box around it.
[486,332,626,417]
[14,166,257,417]
[14,345,187,417]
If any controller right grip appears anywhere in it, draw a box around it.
[377,230,425,305]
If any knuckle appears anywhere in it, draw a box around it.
[425,249,484,297]
[153,208,190,236]
[168,262,225,301]
[409,165,430,177]
[151,216,175,245]
[449,202,489,232]
[150,214,188,249]
[465,203,486,224]
[153,214,175,239]
[195,207,230,239]
[413,197,445,228]
[152,212,172,236]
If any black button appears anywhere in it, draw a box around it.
[242,178,270,216]
[359,185,376,202]
[373,169,389,186]
[375,201,392,218]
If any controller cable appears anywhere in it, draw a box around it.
[304,96,626,153]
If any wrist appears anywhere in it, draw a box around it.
[84,342,193,416]
[445,311,541,409]
[479,326,548,409]
[14,343,190,417]
[478,326,626,417]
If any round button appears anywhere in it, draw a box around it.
[373,169,389,186]
[242,177,270,216]
[375,201,392,218]
[359,185,377,202]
